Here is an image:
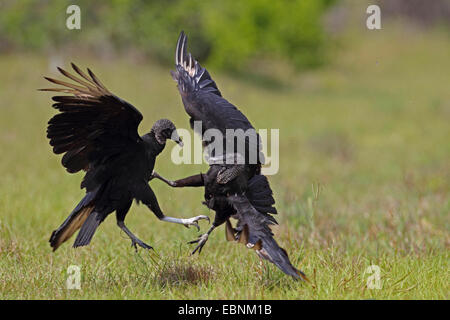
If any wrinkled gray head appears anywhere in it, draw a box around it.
[151,119,183,146]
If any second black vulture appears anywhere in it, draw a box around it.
[154,32,307,280]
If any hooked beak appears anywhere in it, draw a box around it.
[176,137,184,147]
[171,131,183,147]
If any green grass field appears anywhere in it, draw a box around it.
[0,26,448,299]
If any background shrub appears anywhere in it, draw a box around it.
[0,0,335,72]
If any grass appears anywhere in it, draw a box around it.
[0,24,449,299]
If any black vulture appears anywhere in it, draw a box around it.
[154,32,307,280]
[41,63,209,251]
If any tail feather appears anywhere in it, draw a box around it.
[73,211,102,248]
[227,194,307,280]
[49,191,97,251]
[259,237,308,281]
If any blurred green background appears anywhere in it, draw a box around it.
[0,0,336,71]
[0,0,449,299]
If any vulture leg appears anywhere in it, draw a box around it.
[116,202,152,251]
[151,171,177,187]
[188,224,216,255]
[152,171,204,188]
[117,221,153,251]
[188,214,227,255]
[135,182,210,230]
[162,215,210,231]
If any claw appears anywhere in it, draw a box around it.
[131,240,138,252]
[131,239,153,251]
[182,215,210,231]
[184,222,200,231]
[188,233,209,255]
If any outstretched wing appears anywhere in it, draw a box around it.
[227,194,307,280]
[172,31,222,98]
[171,31,263,164]
[41,63,143,174]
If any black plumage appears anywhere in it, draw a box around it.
[171,32,264,168]
[41,63,209,251]
[159,32,307,280]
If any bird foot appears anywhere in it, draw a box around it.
[188,233,209,255]
[131,239,153,252]
[182,215,210,231]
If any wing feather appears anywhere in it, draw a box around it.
[171,32,264,165]
[40,63,143,174]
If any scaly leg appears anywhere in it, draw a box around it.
[117,220,153,251]
[188,224,217,255]
[160,215,210,231]
[150,172,209,230]
[151,171,204,188]
[138,182,210,230]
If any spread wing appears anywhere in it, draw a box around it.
[171,31,263,164]
[40,63,143,174]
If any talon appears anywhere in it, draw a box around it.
[184,222,200,231]
[131,241,138,252]
[131,239,152,251]
[188,233,209,255]
[191,243,204,255]
[183,215,210,231]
